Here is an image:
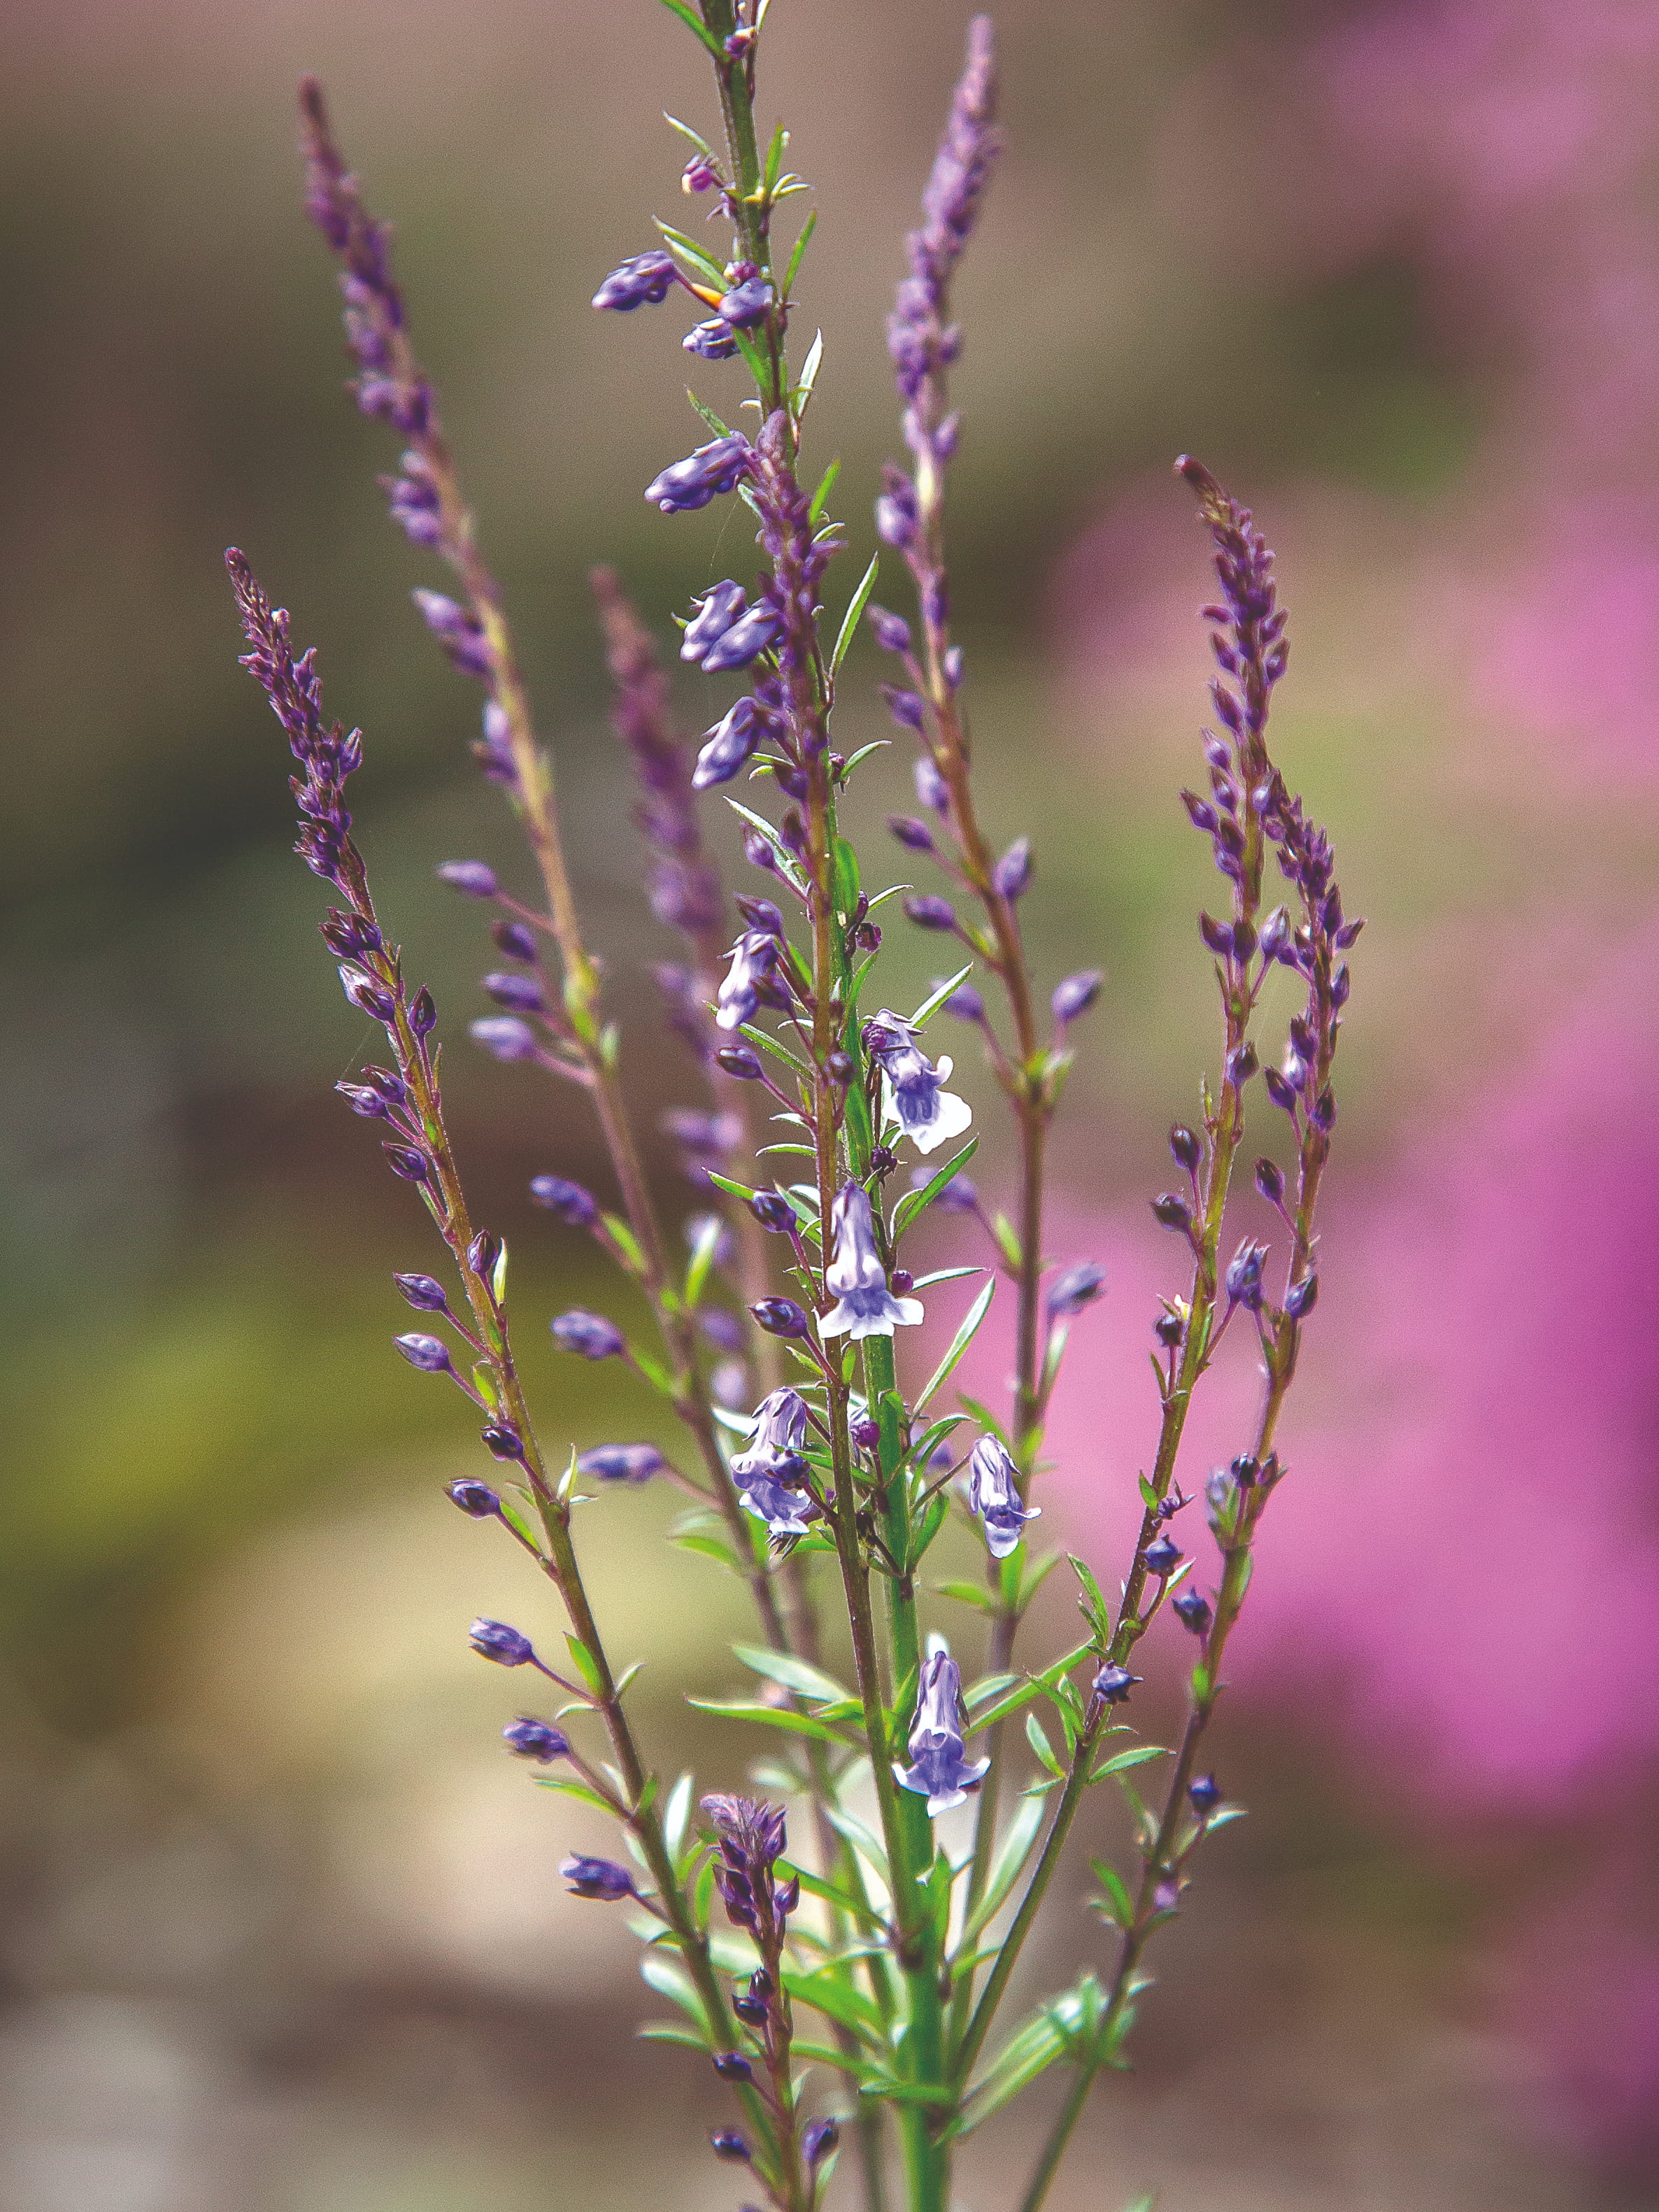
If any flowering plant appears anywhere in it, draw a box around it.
[226,10,1356,2209]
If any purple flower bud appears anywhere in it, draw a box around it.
[1181,788,1218,833]
[915,756,949,813]
[715,1044,763,1079]
[644,433,753,515]
[561,1855,634,1900]
[992,837,1032,901]
[1154,1312,1183,1348]
[730,895,781,939]
[393,1331,452,1373]
[1258,905,1290,962]
[826,1049,855,1084]
[1255,1157,1286,1205]
[320,910,382,958]
[337,1082,390,1118]
[748,1190,795,1233]
[437,860,499,898]
[942,645,964,688]
[1092,1662,1141,1706]
[712,2050,753,2081]
[743,826,779,872]
[693,695,762,790]
[591,248,678,310]
[888,814,934,852]
[383,1144,431,1182]
[803,2118,839,2167]
[903,894,957,931]
[867,604,912,655]
[362,1066,406,1104]
[682,155,719,192]
[717,277,773,327]
[491,918,539,963]
[913,1163,978,1214]
[394,1272,449,1313]
[875,472,918,549]
[469,1617,534,1666]
[1047,1261,1106,1317]
[1226,1042,1259,1088]
[578,1442,665,1484]
[710,2131,751,2164]
[1311,1087,1337,1132]
[683,317,740,360]
[946,984,984,1021]
[469,1016,539,1063]
[702,602,785,673]
[1172,1587,1212,1635]
[1283,1272,1318,1319]
[1143,1534,1182,1578]
[681,579,748,664]
[339,965,396,1022]
[1263,1065,1299,1113]
[448,1477,499,1517]
[1188,1773,1222,1815]
[881,684,927,731]
[480,1423,525,1461]
[1151,1192,1190,1231]
[408,987,437,1036]
[850,1415,883,1449]
[483,972,545,1014]
[503,1717,568,1761]
[750,1298,811,1338]
[1198,912,1233,958]
[1051,969,1102,1023]
[1169,1125,1202,1172]
[550,1310,625,1360]
[529,1175,598,1226]
[411,589,491,678]
[1225,1240,1267,1310]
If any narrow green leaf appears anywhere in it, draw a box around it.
[684,1211,725,1307]
[529,1775,616,1815]
[662,1771,695,1864]
[685,1696,850,1743]
[808,453,841,523]
[792,327,825,420]
[655,220,727,288]
[639,1946,713,2029]
[831,553,880,675]
[706,1169,758,1205]
[732,1642,853,1706]
[762,122,788,195]
[662,111,715,159]
[838,739,890,777]
[909,963,975,1028]
[1090,1743,1167,1782]
[637,2020,708,2051]
[653,0,727,60]
[564,1633,604,1696]
[960,1791,1047,1942]
[671,1531,739,1567]
[739,1021,812,1077]
[891,1136,979,1238]
[915,1275,995,1412]
[782,208,818,297]
[992,1211,1023,1270]
[782,1965,885,2043]
[830,833,862,918]
[1025,1710,1066,1779]
[937,1578,997,1612]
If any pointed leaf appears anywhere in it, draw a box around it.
[916,1276,995,1412]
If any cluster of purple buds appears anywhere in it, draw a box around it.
[644,434,753,515]
[701,1794,797,1934]
[820,1182,923,1341]
[412,589,491,680]
[381,448,442,546]
[967,1435,1040,1559]
[694,697,764,790]
[897,1642,989,1816]
[591,249,679,311]
[729,1388,818,1536]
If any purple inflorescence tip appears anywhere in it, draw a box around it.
[887,17,1000,404]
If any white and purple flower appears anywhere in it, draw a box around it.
[729,1387,818,1536]
[819,1182,924,1340]
[966,1434,1041,1559]
[864,1009,972,1156]
[895,1639,989,1817]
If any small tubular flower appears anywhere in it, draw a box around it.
[692,695,763,792]
[699,601,784,673]
[863,1008,972,1156]
[681,579,748,664]
[896,1640,988,1816]
[591,249,678,310]
[729,1387,817,1536]
[715,927,781,1030]
[967,1433,1041,1558]
[819,1182,923,1340]
[643,434,752,514]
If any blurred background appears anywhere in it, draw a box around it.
[3,0,1658,2205]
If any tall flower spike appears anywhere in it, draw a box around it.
[967,1433,1041,1559]
[863,1008,972,1156]
[896,1639,989,1816]
[887,16,1000,405]
[819,1182,924,1340]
